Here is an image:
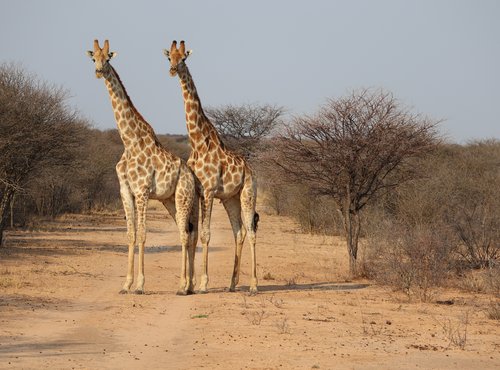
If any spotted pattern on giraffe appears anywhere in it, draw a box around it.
[87,39,198,295]
[165,40,258,294]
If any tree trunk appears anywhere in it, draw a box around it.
[10,194,15,228]
[0,187,15,247]
[343,209,361,277]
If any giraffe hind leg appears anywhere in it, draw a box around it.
[241,179,258,295]
[163,195,194,296]
[198,193,214,293]
[187,190,199,294]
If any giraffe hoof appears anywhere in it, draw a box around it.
[229,286,237,293]
[176,290,188,296]
[119,289,129,294]
[197,289,208,294]
[134,289,144,295]
[249,287,258,296]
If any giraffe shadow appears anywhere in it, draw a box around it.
[123,281,370,296]
[235,281,370,293]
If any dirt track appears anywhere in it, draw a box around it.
[0,202,498,369]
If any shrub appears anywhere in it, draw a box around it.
[366,220,455,301]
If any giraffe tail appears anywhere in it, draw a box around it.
[253,212,260,233]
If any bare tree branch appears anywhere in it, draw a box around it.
[264,88,441,274]
[205,103,284,160]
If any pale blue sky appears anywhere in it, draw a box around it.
[1,0,498,142]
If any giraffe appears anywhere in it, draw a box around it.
[164,40,259,294]
[87,39,198,295]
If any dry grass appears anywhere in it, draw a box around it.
[434,310,470,350]
[485,301,500,320]
[262,271,275,280]
[0,268,28,289]
[245,309,268,325]
[274,317,291,334]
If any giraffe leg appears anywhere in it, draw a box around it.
[119,180,136,294]
[134,194,148,294]
[198,193,214,293]
[162,198,187,295]
[223,196,246,292]
[187,190,199,294]
[163,192,192,295]
[180,170,198,294]
[241,178,258,295]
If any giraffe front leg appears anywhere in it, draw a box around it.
[222,196,246,292]
[119,183,136,294]
[134,195,148,294]
[198,193,214,293]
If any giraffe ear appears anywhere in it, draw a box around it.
[108,52,117,59]
[163,49,170,59]
[86,51,94,58]
[183,50,193,61]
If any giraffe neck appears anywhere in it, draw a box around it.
[103,65,159,150]
[177,65,224,152]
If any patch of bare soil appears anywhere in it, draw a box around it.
[0,202,498,369]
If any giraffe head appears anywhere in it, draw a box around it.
[163,40,192,77]
[86,39,117,79]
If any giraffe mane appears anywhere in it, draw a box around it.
[109,65,162,146]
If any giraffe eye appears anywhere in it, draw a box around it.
[92,58,95,62]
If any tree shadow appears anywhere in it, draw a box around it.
[0,293,78,312]
[94,244,225,254]
[0,338,103,358]
[1,236,224,259]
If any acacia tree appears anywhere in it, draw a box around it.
[0,63,85,244]
[270,89,440,275]
[205,103,284,159]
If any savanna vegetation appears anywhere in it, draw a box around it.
[1,63,498,305]
[0,63,188,243]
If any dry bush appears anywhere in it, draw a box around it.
[258,181,290,216]
[486,302,500,320]
[458,266,500,296]
[11,127,123,228]
[257,163,343,234]
[158,134,190,161]
[366,221,455,301]
[0,63,89,241]
[444,141,500,268]
[283,186,341,235]
[363,141,499,297]
[76,129,122,212]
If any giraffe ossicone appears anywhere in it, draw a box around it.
[87,39,198,295]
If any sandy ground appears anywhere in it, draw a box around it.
[0,201,498,370]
